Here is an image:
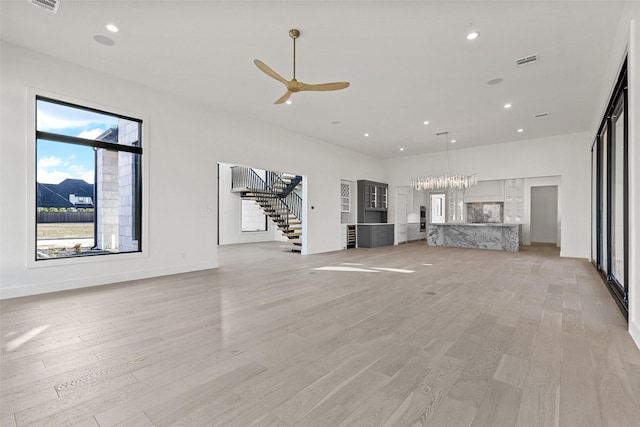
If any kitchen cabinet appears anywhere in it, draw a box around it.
[357,180,388,223]
[407,223,420,241]
[340,181,351,213]
[357,224,394,248]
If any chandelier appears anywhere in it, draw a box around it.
[413,131,477,191]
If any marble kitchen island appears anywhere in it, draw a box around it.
[427,223,521,252]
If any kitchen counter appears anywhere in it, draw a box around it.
[357,223,394,248]
[430,222,517,226]
[427,223,521,252]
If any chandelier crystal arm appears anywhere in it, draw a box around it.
[414,174,478,191]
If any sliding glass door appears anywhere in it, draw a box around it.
[610,94,626,293]
[592,59,628,317]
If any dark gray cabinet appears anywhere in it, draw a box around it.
[357,180,388,223]
[357,224,394,248]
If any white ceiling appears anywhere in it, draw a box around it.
[1,1,626,158]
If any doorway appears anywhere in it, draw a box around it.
[530,185,558,245]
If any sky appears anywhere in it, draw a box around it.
[36,100,119,184]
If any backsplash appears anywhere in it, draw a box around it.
[466,202,504,223]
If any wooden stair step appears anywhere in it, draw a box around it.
[271,217,302,225]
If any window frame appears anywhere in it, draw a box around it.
[27,89,149,268]
[240,198,269,233]
[592,58,628,318]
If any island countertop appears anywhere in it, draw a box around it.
[428,223,521,252]
[429,222,520,227]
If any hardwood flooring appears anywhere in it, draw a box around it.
[1,242,639,426]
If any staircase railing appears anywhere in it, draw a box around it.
[267,172,302,198]
[265,171,303,221]
[231,166,303,223]
[231,165,266,192]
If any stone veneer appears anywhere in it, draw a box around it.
[427,223,521,252]
[96,120,139,252]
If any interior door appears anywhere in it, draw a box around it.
[530,186,558,245]
[397,191,408,243]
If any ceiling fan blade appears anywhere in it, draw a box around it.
[298,81,350,92]
[274,90,293,104]
[254,59,288,85]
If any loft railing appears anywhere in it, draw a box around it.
[231,165,266,192]
[231,166,303,223]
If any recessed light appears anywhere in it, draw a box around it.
[423,120,429,125]
[106,24,119,33]
[364,133,369,137]
[504,103,512,109]
[93,35,115,46]
[517,128,524,133]
[466,31,479,40]
[451,139,456,143]
[400,148,405,151]
[285,100,292,105]
[487,78,503,86]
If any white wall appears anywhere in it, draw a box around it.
[384,132,591,259]
[590,2,640,348]
[631,17,640,350]
[630,11,640,351]
[0,42,381,299]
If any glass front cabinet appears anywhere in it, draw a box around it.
[357,180,388,223]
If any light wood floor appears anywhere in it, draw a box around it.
[2,242,639,427]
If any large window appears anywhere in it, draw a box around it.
[241,199,268,232]
[36,96,143,260]
[592,60,628,317]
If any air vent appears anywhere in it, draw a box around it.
[515,54,539,67]
[28,0,60,13]
[534,112,549,118]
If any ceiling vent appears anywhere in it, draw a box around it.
[28,0,60,13]
[515,54,539,67]
[534,112,549,118]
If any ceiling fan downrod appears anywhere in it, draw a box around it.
[289,29,300,80]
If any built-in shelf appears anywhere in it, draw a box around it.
[357,180,388,223]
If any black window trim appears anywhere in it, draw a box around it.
[592,58,628,319]
[35,95,144,261]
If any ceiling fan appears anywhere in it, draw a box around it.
[254,29,350,104]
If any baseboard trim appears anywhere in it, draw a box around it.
[630,321,640,351]
[0,263,217,300]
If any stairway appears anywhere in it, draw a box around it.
[232,166,303,252]
[245,190,302,252]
